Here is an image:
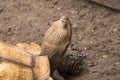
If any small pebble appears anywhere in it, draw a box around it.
[58,7,61,10]
[71,10,78,14]
[90,41,93,44]
[83,47,87,50]
[102,55,108,59]
[78,35,83,41]
[113,28,118,32]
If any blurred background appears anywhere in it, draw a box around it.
[0,0,120,80]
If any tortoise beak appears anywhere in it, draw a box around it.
[60,16,69,23]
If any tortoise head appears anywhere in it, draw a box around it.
[41,16,72,57]
[46,16,72,48]
[52,16,72,42]
[53,16,72,31]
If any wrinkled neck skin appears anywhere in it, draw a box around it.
[41,43,69,75]
[49,52,66,80]
[50,49,67,75]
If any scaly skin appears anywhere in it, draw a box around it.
[40,16,72,78]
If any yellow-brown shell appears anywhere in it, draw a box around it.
[0,41,53,80]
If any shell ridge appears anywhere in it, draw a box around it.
[0,57,32,68]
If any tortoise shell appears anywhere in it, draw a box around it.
[0,41,53,80]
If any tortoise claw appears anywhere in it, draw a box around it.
[52,71,65,80]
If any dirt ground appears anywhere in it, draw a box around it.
[0,0,120,80]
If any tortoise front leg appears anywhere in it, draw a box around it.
[57,52,84,76]
[52,70,65,80]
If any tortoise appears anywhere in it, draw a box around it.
[0,16,83,80]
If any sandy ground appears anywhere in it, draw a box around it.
[0,0,120,80]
